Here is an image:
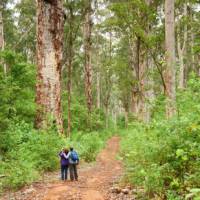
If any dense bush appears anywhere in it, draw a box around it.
[120,76,200,199]
[0,122,66,190]
[0,50,35,132]
[0,50,115,193]
[62,94,107,132]
[0,121,114,191]
[68,130,114,162]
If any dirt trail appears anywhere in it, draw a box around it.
[2,136,122,200]
[43,136,122,200]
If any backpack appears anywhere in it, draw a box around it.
[71,151,79,162]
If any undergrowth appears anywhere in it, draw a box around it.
[0,121,114,192]
[120,76,200,200]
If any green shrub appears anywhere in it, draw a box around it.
[120,76,200,199]
[120,119,200,198]
[65,130,114,162]
[0,121,66,190]
[0,121,114,191]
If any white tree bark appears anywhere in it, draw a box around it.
[0,4,4,50]
[35,0,64,133]
[96,71,100,109]
[83,0,93,114]
[164,0,176,118]
[129,37,140,116]
[138,0,154,122]
[96,34,101,109]
[0,3,6,75]
[177,3,187,89]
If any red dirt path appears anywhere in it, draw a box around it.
[1,136,123,200]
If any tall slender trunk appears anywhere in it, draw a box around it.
[142,52,155,122]
[67,7,74,137]
[0,3,6,75]
[96,70,100,109]
[189,5,195,73]
[138,50,146,121]
[96,33,101,109]
[138,0,154,122]
[129,37,140,116]
[191,28,195,72]
[177,2,187,89]
[164,0,176,118]
[105,103,109,129]
[83,0,93,115]
[131,0,153,122]
[35,0,64,133]
[104,31,112,128]
[124,109,128,128]
[67,41,72,137]
[0,4,4,51]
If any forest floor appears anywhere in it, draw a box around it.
[1,136,136,200]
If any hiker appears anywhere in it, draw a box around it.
[69,147,79,181]
[59,148,69,181]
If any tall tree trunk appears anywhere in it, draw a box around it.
[145,57,155,122]
[83,0,93,114]
[131,0,154,122]
[67,38,72,137]
[164,0,176,118]
[0,3,6,75]
[0,4,4,51]
[138,49,146,121]
[191,28,195,72]
[129,37,140,116]
[105,103,109,129]
[189,5,195,73]
[177,2,187,89]
[35,0,64,133]
[96,33,101,109]
[67,7,74,137]
[124,108,128,128]
[138,0,154,122]
[96,70,100,109]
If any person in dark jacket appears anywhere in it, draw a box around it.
[69,147,79,181]
[59,148,69,181]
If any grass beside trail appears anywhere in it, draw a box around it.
[119,120,200,200]
[0,125,114,193]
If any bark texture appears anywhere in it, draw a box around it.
[138,0,154,122]
[0,4,4,50]
[83,0,93,114]
[129,0,154,122]
[0,3,6,74]
[35,0,64,133]
[177,3,187,89]
[96,34,101,109]
[129,37,140,116]
[96,71,100,109]
[164,0,176,118]
[66,6,74,137]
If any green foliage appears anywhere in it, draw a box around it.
[0,119,113,191]
[0,49,114,192]
[65,130,113,163]
[120,77,200,199]
[0,50,35,132]
[0,121,66,190]
[62,94,106,132]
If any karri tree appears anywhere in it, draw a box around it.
[83,0,93,115]
[0,1,5,74]
[35,0,65,133]
[164,0,176,118]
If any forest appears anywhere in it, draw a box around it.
[0,0,200,199]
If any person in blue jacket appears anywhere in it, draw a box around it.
[68,147,79,181]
